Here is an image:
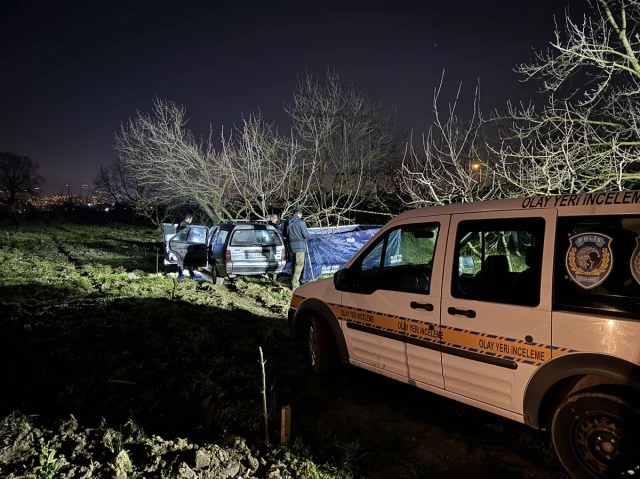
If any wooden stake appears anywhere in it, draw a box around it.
[258,347,270,445]
[280,405,291,445]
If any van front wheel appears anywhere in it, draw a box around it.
[551,390,640,478]
[308,316,337,374]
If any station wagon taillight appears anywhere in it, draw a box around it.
[225,249,232,273]
[280,248,286,267]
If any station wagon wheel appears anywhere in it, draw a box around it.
[308,316,338,374]
[211,265,224,286]
[551,390,640,478]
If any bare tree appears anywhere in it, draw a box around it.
[493,0,640,195]
[286,69,402,226]
[400,76,499,207]
[220,112,312,220]
[114,98,232,223]
[94,158,173,226]
[0,152,44,209]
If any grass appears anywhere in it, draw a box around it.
[0,222,355,478]
[33,439,65,479]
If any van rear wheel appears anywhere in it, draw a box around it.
[308,316,338,374]
[551,390,640,478]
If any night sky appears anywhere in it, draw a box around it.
[0,0,585,194]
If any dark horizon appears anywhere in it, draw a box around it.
[0,0,586,194]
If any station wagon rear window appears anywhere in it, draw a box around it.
[230,229,282,246]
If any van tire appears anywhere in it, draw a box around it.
[308,316,338,374]
[270,273,278,282]
[551,390,640,478]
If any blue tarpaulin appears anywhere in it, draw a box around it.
[283,225,383,281]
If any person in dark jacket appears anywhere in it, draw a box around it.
[268,214,284,235]
[287,210,309,289]
[176,213,202,280]
[268,214,286,257]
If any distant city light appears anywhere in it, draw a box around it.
[26,192,111,209]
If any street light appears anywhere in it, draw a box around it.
[470,160,484,184]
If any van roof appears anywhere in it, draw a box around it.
[393,190,640,222]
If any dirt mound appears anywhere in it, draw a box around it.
[0,413,300,479]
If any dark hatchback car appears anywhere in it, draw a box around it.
[162,221,286,284]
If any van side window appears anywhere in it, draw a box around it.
[554,215,640,318]
[352,223,439,295]
[452,218,546,307]
[356,240,384,293]
[380,224,439,293]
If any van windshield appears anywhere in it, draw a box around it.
[230,229,282,246]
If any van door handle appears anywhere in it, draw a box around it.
[410,301,434,311]
[447,307,476,318]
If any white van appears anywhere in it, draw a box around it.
[287,191,640,479]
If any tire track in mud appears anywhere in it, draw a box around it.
[36,226,80,268]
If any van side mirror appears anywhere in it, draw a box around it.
[334,268,352,292]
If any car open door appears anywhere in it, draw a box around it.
[167,225,209,266]
[162,223,178,265]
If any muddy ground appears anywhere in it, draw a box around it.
[0,223,568,478]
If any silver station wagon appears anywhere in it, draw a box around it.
[162,220,286,284]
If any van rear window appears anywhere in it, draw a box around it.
[554,215,640,318]
[230,229,282,246]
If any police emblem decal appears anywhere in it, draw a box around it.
[566,232,614,290]
[631,236,640,286]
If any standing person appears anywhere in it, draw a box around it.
[268,214,284,235]
[507,231,521,256]
[281,214,290,243]
[281,213,294,256]
[176,213,202,280]
[287,210,309,289]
